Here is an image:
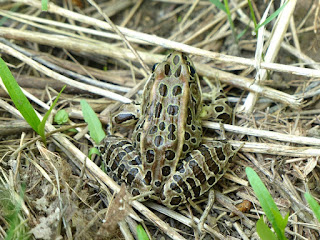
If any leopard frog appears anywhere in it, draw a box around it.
[101,52,236,208]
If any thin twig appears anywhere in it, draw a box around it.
[203,121,320,146]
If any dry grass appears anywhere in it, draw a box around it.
[0,0,320,239]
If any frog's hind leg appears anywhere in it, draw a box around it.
[159,141,235,208]
[100,135,152,198]
[201,78,232,123]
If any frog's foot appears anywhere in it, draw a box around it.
[159,141,236,208]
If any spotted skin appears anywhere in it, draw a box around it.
[101,52,236,208]
[102,137,152,197]
[159,141,233,206]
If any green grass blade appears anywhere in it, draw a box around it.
[223,0,238,44]
[305,192,320,222]
[247,0,257,29]
[237,22,250,40]
[136,225,149,240]
[0,58,41,133]
[256,218,277,240]
[255,1,288,31]
[38,86,66,144]
[209,0,226,12]
[41,0,48,11]
[1,184,30,240]
[80,100,105,144]
[246,167,288,240]
[271,209,289,230]
[89,147,100,159]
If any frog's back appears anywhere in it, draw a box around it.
[132,52,203,191]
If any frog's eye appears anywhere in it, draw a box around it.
[152,63,158,72]
[182,54,188,61]
[189,65,196,77]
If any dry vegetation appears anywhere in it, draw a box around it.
[0,0,320,239]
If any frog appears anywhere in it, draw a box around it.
[100,51,236,208]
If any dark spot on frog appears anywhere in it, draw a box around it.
[154,135,164,147]
[144,171,152,184]
[154,180,161,187]
[208,176,216,185]
[172,85,182,96]
[132,188,140,196]
[167,132,176,140]
[136,132,141,142]
[167,105,179,115]
[182,144,189,152]
[159,83,168,97]
[169,182,181,193]
[186,177,196,188]
[159,122,166,130]
[127,168,139,185]
[185,132,190,140]
[168,123,176,133]
[173,55,180,65]
[164,64,171,76]
[161,166,171,176]
[149,125,158,134]
[174,65,182,77]
[165,150,175,160]
[155,102,163,118]
[146,149,155,163]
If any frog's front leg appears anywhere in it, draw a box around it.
[106,103,140,135]
[159,141,236,208]
[111,103,140,128]
[100,135,152,197]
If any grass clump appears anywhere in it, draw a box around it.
[0,184,30,240]
[246,167,289,240]
[0,57,65,144]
